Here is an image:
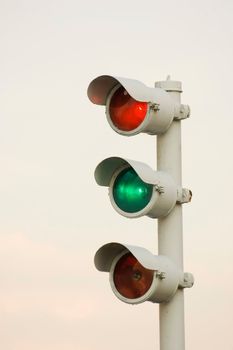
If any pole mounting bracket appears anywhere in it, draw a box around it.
[174,104,190,120]
[177,188,192,204]
[179,272,194,289]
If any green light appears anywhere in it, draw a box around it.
[113,167,153,213]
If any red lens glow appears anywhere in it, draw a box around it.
[113,253,154,299]
[109,86,148,132]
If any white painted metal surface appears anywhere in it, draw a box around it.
[95,156,171,186]
[156,78,189,350]
[87,75,158,104]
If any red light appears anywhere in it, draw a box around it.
[113,252,154,299]
[109,86,148,131]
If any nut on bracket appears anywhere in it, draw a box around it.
[149,102,160,111]
[156,271,166,280]
[155,184,164,194]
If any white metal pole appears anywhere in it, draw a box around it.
[155,78,185,350]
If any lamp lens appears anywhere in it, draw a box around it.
[113,252,154,299]
[113,167,153,213]
[109,86,147,131]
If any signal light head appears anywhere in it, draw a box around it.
[95,157,177,219]
[87,75,175,136]
[95,243,181,304]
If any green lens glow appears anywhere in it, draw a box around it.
[113,167,153,213]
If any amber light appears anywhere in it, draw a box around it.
[109,86,148,132]
[113,252,154,299]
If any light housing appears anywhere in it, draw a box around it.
[94,242,181,304]
[87,75,175,136]
[94,157,177,218]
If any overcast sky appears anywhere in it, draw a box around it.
[1,0,233,349]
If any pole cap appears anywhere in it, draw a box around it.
[155,76,182,92]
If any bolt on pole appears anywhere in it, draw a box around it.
[155,77,185,350]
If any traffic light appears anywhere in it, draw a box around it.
[87,75,193,350]
[87,75,190,136]
[94,156,178,218]
[94,242,193,305]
